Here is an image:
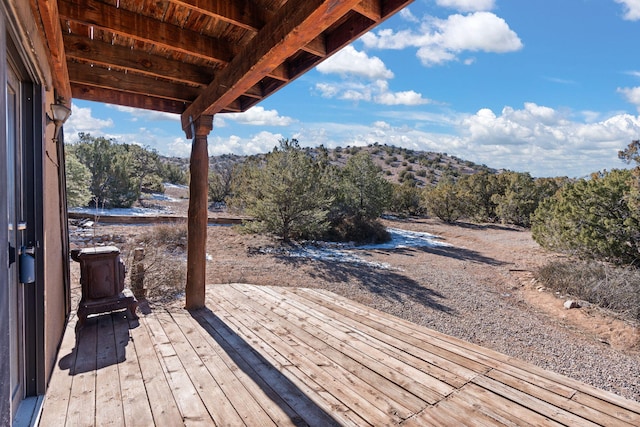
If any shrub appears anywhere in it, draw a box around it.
[229,139,331,242]
[127,222,188,303]
[535,260,640,320]
[532,169,640,265]
[422,177,464,223]
[326,216,390,244]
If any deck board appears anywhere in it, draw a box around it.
[40,284,640,426]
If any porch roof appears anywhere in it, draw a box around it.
[40,284,640,426]
[35,0,413,133]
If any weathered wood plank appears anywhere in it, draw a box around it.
[457,383,565,427]
[215,285,405,425]
[144,314,211,426]
[472,374,602,427]
[114,314,155,427]
[486,368,638,427]
[40,284,640,426]
[220,285,428,415]
[195,301,359,426]
[157,311,251,426]
[250,285,455,402]
[288,287,486,386]
[129,314,184,426]
[95,314,125,426]
[572,391,640,426]
[65,318,98,426]
[180,311,304,426]
[294,287,493,373]
[38,314,78,426]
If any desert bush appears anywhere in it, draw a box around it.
[136,222,188,250]
[125,222,188,303]
[326,216,390,244]
[389,183,424,217]
[229,139,332,242]
[532,169,640,265]
[422,177,464,223]
[535,260,640,320]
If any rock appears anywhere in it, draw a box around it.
[564,300,581,309]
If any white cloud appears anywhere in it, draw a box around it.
[375,89,429,106]
[317,46,394,79]
[436,0,495,12]
[615,0,640,20]
[315,80,430,106]
[458,104,640,176]
[65,104,114,141]
[399,8,420,23]
[618,86,640,110]
[223,106,294,126]
[362,12,523,66]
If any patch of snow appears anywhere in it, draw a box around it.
[148,193,179,202]
[357,228,450,250]
[257,227,450,270]
[164,183,188,189]
[69,206,168,216]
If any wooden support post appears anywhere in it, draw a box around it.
[185,115,213,310]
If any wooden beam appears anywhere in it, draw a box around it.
[63,34,214,87]
[71,83,188,114]
[300,35,327,58]
[353,0,382,21]
[181,0,362,129]
[170,0,265,31]
[382,0,416,17]
[31,0,72,102]
[58,0,231,64]
[185,116,214,310]
[67,61,200,102]
[325,12,376,54]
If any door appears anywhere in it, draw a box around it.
[6,55,25,421]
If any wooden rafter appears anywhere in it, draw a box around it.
[170,0,265,31]
[63,34,214,87]
[58,0,232,64]
[181,0,364,130]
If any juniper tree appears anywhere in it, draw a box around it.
[229,139,332,242]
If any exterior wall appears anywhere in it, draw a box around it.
[1,8,10,426]
[1,0,69,421]
[42,87,68,381]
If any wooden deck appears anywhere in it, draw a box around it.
[40,284,640,426]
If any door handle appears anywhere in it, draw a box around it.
[20,246,36,284]
[8,242,16,266]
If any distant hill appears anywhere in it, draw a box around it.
[160,143,501,187]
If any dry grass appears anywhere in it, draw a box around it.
[535,260,640,321]
[123,222,188,303]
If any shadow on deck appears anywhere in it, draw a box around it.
[40,284,640,426]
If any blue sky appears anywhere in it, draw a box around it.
[65,0,640,178]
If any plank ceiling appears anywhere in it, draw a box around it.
[38,0,413,133]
